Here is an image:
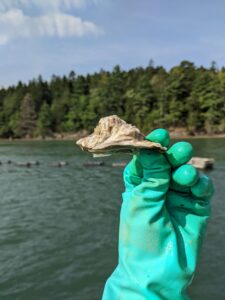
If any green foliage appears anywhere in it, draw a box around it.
[0,61,224,138]
[17,93,37,138]
[36,102,52,137]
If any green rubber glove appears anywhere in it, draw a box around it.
[102,129,214,300]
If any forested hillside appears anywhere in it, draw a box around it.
[0,60,225,138]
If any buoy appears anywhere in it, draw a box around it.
[83,161,104,167]
[59,161,68,166]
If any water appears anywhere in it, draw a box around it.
[0,139,224,300]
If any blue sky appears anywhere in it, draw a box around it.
[0,0,225,87]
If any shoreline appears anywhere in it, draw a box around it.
[0,132,225,142]
[170,133,225,139]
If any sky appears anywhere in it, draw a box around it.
[1,0,225,87]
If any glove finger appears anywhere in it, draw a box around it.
[171,165,214,197]
[125,127,171,190]
[172,164,199,187]
[145,129,193,170]
[169,178,190,193]
[123,155,143,191]
[145,128,170,148]
[166,141,193,168]
[169,163,197,198]
[124,149,171,195]
[191,174,214,198]
[168,169,214,215]
[134,149,171,201]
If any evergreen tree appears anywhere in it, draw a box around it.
[130,73,156,132]
[165,61,196,126]
[0,61,224,138]
[36,102,52,137]
[150,68,169,126]
[17,93,37,137]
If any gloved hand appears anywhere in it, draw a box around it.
[102,129,214,300]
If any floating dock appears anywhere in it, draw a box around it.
[188,157,215,169]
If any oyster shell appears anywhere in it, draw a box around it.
[76,115,166,156]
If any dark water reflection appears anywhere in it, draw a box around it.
[0,139,224,300]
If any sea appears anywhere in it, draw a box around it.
[0,138,224,300]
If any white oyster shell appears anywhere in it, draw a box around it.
[76,115,166,155]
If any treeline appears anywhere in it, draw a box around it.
[0,60,225,138]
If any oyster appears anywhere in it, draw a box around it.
[76,115,166,156]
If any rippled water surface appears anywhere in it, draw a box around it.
[0,139,224,300]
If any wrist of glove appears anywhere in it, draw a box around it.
[102,129,214,300]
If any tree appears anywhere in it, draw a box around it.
[128,73,156,132]
[150,67,169,126]
[17,93,37,137]
[97,65,125,117]
[164,61,196,127]
[36,102,52,137]
[0,61,224,138]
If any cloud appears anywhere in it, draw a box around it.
[0,0,103,44]
[0,9,103,45]
[0,0,94,12]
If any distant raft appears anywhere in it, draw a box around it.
[15,161,40,167]
[16,162,32,167]
[29,160,40,166]
[52,161,69,167]
[83,161,105,167]
[112,162,127,167]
